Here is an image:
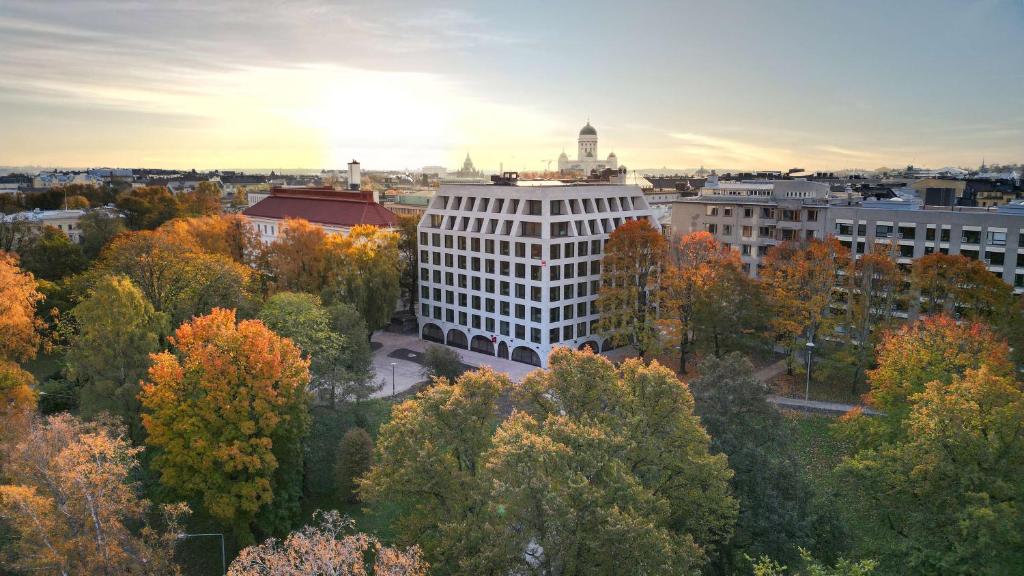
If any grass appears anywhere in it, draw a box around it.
[784,413,852,487]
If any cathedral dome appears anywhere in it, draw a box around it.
[607,152,617,159]
[579,122,597,137]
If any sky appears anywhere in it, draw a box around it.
[0,0,1022,172]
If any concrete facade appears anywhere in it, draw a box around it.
[416,182,659,367]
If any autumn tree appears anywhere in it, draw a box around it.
[228,510,426,576]
[65,275,167,439]
[828,243,905,393]
[865,315,1013,424]
[267,218,329,293]
[659,231,750,373]
[65,194,90,209]
[910,252,1012,320]
[160,213,262,266]
[335,428,373,503]
[180,181,222,216]
[761,237,848,373]
[362,349,737,574]
[98,229,255,325]
[79,210,126,260]
[116,185,182,230]
[0,413,188,575]
[322,224,402,334]
[231,185,249,208]
[837,366,1024,575]
[690,353,823,572]
[17,225,87,281]
[751,549,877,576]
[0,251,44,363]
[140,309,311,542]
[596,219,668,358]
[397,214,420,315]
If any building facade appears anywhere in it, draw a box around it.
[1,208,87,244]
[670,175,832,277]
[828,199,1024,294]
[416,182,659,367]
[558,122,619,176]
[243,186,397,243]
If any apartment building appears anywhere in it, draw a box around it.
[416,180,659,367]
[828,198,1024,294]
[670,175,831,277]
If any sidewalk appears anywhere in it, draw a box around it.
[754,358,880,416]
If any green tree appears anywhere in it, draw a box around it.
[335,427,373,503]
[690,353,822,572]
[181,181,222,216]
[17,225,86,281]
[596,219,668,358]
[397,215,419,315]
[837,366,1024,575]
[362,348,737,575]
[420,343,465,383]
[322,224,402,334]
[79,210,126,260]
[259,292,343,398]
[116,186,182,230]
[65,275,167,439]
[326,302,376,403]
[140,309,311,542]
[751,548,877,576]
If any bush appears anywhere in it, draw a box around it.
[335,427,374,503]
[420,344,465,383]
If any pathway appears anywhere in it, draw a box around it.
[753,358,880,416]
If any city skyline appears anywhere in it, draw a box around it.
[1,0,1022,171]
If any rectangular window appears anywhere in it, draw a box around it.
[526,199,542,215]
[550,244,561,260]
[515,324,525,339]
[522,222,541,238]
[550,200,564,216]
[531,328,541,344]
[742,225,753,238]
[550,265,561,281]
[898,225,916,240]
[706,223,718,234]
[551,222,569,237]
[500,321,509,336]
[551,307,561,322]
[926,228,936,241]
[550,328,560,343]
[986,231,1007,246]
[743,208,753,218]
[706,206,719,216]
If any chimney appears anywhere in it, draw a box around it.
[348,160,361,191]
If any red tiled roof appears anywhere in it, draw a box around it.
[243,187,397,228]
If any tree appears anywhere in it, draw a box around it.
[326,302,376,403]
[0,413,188,575]
[761,238,848,373]
[690,353,821,572]
[161,213,262,266]
[335,428,373,503]
[0,251,44,363]
[17,225,87,281]
[259,292,343,398]
[267,219,329,293]
[180,181,222,216]
[866,315,1013,422]
[692,261,769,358]
[0,361,37,455]
[228,510,426,576]
[837,366,1024,575]
[65,194,90,209]
[231,185,249,208]
[596,219,668,358]
[140,309,311,542]
[829,243,905,393]
[0,217,29,252]
[79,210,126,260]
[362,349,737,574]
[65,275,167,439]
[910,252,1012,320]
[420,343,465,383]
[98,229,255,325]
[397,215,419,315]
[322,224,402,334]
[751,548,877,576]
[659,231,747,372]
[116,186,182,230]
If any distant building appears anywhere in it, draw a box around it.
[2,208,88,244]
[442,154,489,184]
[558,122,619,176]
[243,186,398,243]
[417,180,658,367]
[670,174,832,277]
[385,193,433,217]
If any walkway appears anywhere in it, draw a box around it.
[754,358,880,416]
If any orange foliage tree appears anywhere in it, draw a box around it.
[596,219,668,358]
[760,237,848,373]
[160,213,263,266]
[659,231,741,373]
[322,224,402,333]
[228,510,426,576]
[0,413,188,575]
[866,315,1013,423]
[0,251,44,363]
[267,219,329,294]
[140,308,311,542]
[910,252,1012,319]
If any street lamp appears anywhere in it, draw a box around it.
[391,362,397,398]
[805,340,816,402]
[176,532,226,575]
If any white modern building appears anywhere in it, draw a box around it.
[558,122,619,176]
[416,179,659,367]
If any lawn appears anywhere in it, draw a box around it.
[784,413,852,488]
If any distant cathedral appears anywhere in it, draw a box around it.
[558,121,619,175]
[452,153,484,178]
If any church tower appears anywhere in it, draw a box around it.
[577,122,598,162]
